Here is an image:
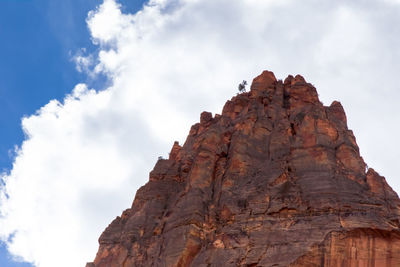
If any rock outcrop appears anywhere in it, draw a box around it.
[87,71,400,267]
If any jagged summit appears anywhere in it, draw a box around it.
[87,71,400,267]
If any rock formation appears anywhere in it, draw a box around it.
[87,71,400,267]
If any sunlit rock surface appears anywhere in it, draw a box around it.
[87,71,400,267]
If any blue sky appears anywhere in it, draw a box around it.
[0,0,144,170]
[0,1,145,266]
[0,0,399,266]
[0,0,92,171]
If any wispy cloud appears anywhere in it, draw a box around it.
[1,0,399,266]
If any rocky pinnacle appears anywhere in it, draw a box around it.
[87,71,400,267]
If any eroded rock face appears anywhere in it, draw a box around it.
[87,71,400,267]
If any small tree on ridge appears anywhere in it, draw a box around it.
[238,80,247,93]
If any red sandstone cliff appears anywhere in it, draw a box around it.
[87,71,400,267]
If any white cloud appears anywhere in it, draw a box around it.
[74,51,94,74]
[1,0,400,266]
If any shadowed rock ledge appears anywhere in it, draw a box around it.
[87,70,400,267]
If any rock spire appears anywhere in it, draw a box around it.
[87,71,400,267]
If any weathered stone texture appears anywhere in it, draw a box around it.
[88,71,400,267]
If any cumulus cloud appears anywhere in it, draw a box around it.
[1,0,400,266]
[74,49,94,74]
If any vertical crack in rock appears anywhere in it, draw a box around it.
[87,70,400,267]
